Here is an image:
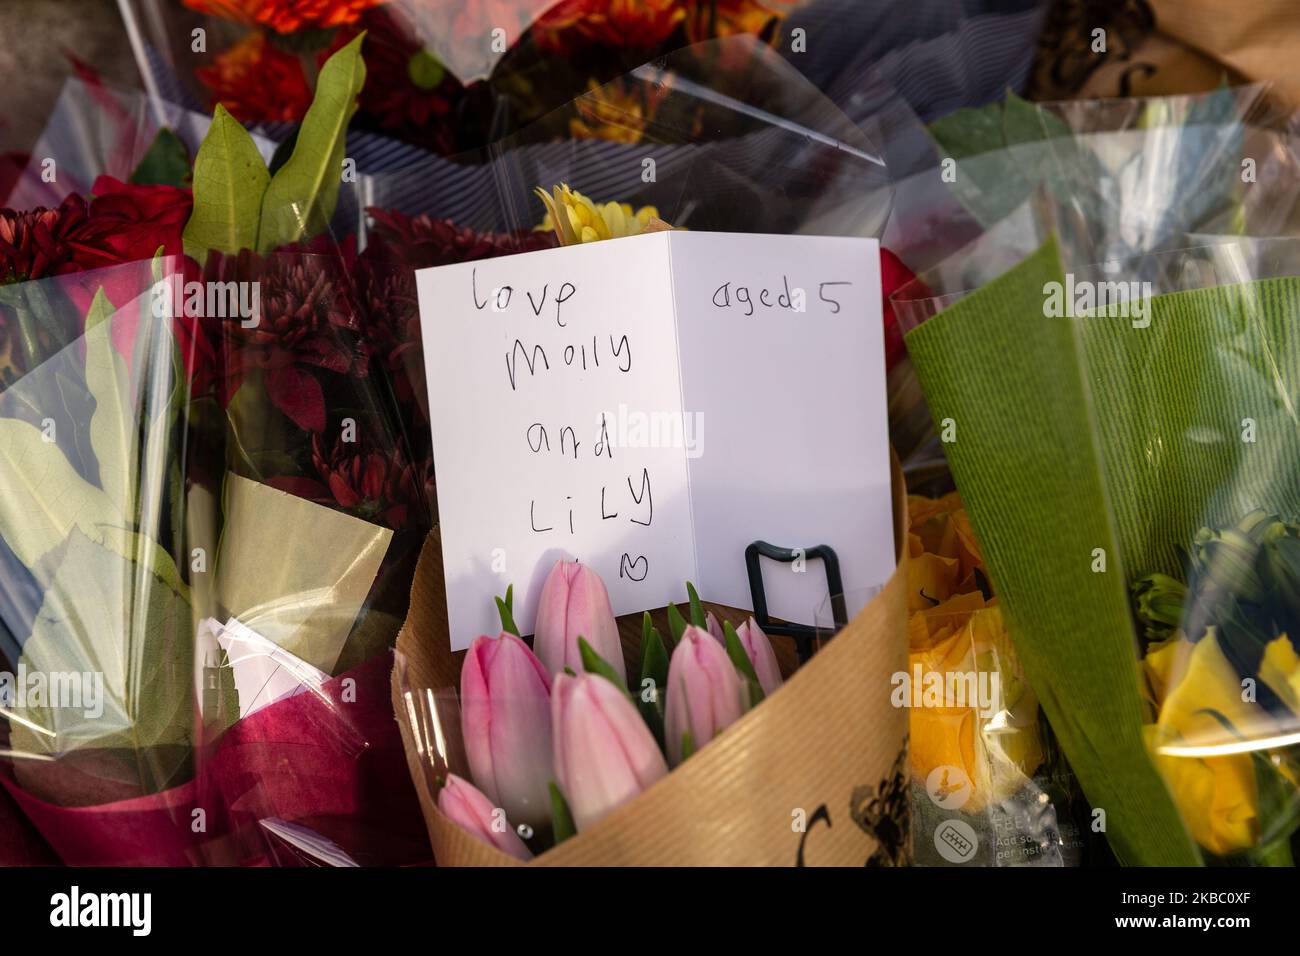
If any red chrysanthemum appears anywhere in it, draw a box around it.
[268,419,431,529]
[197,31,314,123]
[363,206,556,270]
[183,0,386,33]
[199,236,367,432]
[0,194,88,285]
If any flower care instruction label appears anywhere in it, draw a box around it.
[417,232,893,648]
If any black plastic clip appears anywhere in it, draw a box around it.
[744,541,846,664]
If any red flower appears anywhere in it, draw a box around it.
[268,421,431,529]
[183,0,385,33]
[69,176,191,271]
[200,236,367,432]
[328,10,460,149]
[364,207,555,270]
[533,0,686,54]
[197,31,314,124]
[881,247,925,370]
[2,180,190,370]
[0,195,88,285]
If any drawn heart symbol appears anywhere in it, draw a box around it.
[619,553,648,581]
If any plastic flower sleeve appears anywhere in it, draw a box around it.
[0,247,430,865]
[359,35,893,244]
[0,259,194,805]
[899,215,1300,864]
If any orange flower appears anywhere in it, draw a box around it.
[682,0,796,42]
[569,79,671,144]
[183,0,385,33]
[196,32,313,123]
[533,0,686,53]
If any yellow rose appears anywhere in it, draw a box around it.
[1146,632,1276,855]
[908,605,1044,812]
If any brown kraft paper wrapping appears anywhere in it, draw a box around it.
[391,454,909,866]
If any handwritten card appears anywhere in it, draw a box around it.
[417,232,893,649]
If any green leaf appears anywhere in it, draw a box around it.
[638,615,669,750]
[724,620,764,707]
[1001,90,1071,146]
[0,416,122,571]
[257,33,366,252]
[8,529,195,798]
[578,636,629,694]
[680,730,696,762]
[183,104,270,261]
[686,581,706,627]
[495,583,519,636]
[666,602,689,644]
[85,289,136,524]
[130,128,191,188]
[549,781,576,844]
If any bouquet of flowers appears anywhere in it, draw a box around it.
[896,87,1300,866]
[0,36,441,866]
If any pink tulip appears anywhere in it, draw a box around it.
[552,673,667,831]
[704,611,726,643]
[736,617,784,696]
[437,773,533,862]
[664,625,746,766]
[461,632,553,829]
[533,559,625,682]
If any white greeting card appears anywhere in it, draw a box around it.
[417,231,893,649]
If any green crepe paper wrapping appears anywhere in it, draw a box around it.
[904,238,1204,866]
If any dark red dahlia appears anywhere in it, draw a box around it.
[269,421,431,529]
[0,195,88,285]
[364,206,556,271]
[202,236,368,432]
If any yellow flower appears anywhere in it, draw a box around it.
[535,184,665,245]
[569,79,669,144]
[1146,632,1274,855]
[1260,634,1300,713]
[908,605,1045,812]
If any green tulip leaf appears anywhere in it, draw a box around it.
[686,581,706,627]
[578,636,628,694]
[257,33,366,252]
[724,620,764,707]
[666,602,688,644]
[549,781,576,844]
[638,615,669,750]
[183,104,270,262]
[495,583,519,636]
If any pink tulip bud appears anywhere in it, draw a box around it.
[736,617,784,696]
[664,625,746,766]
[437,773,533,861]
[461,632,553,829]
[704,611,726,643]
[552,673,667,831]
[533,559,625,682]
